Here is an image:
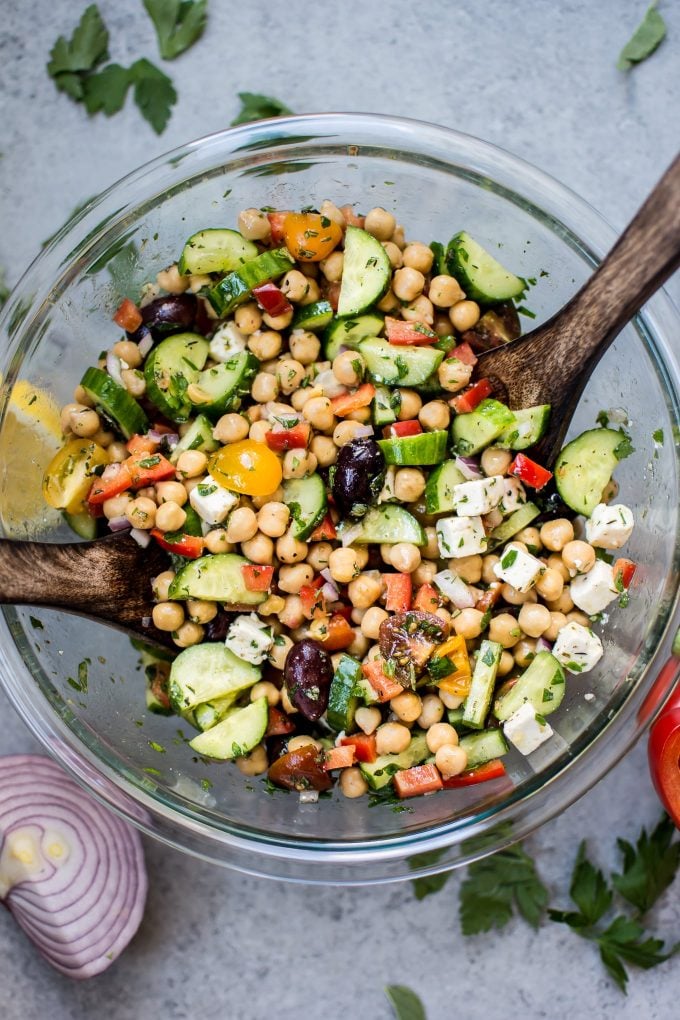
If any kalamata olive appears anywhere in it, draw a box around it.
[332,438,386,518]
[268,744,333,792]
[283,638,333,721]
[141,293,198,337]
[204,611,231,642]
[125,322,152,344]
[379,610,449,687]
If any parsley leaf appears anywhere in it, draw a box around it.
[597,916,675,993]
[617,2,667,70]
[569,841,613,926]
[82,63,132,115]
[130,58,178,134]
[47,4,109,100]
[231,92,294,126]
[0,268,9,309]
[143,0,208,60]
[612,814,680,914]
[385,985,427,1020]
[614,432,635,460]
[459,844,548,934]
[412,871,451,900]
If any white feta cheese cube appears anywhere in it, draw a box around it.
[493,542,544,592]
[225,614,274,665]
[585,502,634,549]
[552,621,604,674]
[189,474,238,525]
[209,322,248,363]
[503,702,553,755]
[436,515,488,558]
[452,476,504,517]
[499,476,527,516]
[570,560,618,615]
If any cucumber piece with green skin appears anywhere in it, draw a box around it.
[462,640,503,730]
[451,399,516,456]
[337,226,391,316]
[291,300,334,332]
[359,732,429,790]
[378,430,448,466]
[554,427,630,517]
[169,413,219,464]
[425,459,466,514]
[339,505,426,546]
[372,385,400,428]
[323,312,384,361]
[446,707,470,734]
[207,248,295,316]
[178,228,259,276]
[62,509,98,540]
[189,697,268,760]
[80,366,148,439]
[168,553,266,604]
[180,505,203,537]
[282,473,328,540]
[191,352,259,420]
[459,728,509,768]
[359,336,444,387]
[430,241,449,277]
[494,651,566,722]
[496,404,551,451]
[446,231,525,303]
[168,642,261,712]
[327,654,362,733]
[143,332,210,423]
[193,698,238,732]
[487,502,541,550]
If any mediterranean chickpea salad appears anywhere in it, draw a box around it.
[41,199,638,803]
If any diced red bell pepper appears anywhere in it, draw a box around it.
[126,451,176,488]
[252,281,293,318]
[127,433,159,456]
[88,462,133,506]
[394,763,444,799]
[382,572,412,613]
[340,204,365,228]
[442,759,507,787]
[241,564,274,592]
[300,577,326,619]
[340,732,377,763]
[450,342,478,366]
[265,422,310,451]
[330,383,376,417]
[450,378,493,414]
[361,659,403,702]
[265,705,296,738]
[384,317,437,346]
[267,211,292,244]
[613,557,636,590]
[382,420,423,439]
[334,603,353,622]
[318,614,355,651]
[508,453,553,490]
[412,583,440,613]
[151,529,204,559]
[323,744,356,771]
[309,512,337,541]
[475,581,503,614]
[113,297,142,333]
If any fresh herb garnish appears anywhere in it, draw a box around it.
[385,985,427,1020]
[617,2,667,70]
[0,267,10,309]
[143,0,208,60]
[459,844,548,934]
[231,92,293,126]
[47,4,109,99]
[614,432,635,460]
[653,428,664,445]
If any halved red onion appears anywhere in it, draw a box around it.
[433,569,476,609]
[129,528,151,548]
[536,636,554,653]
[455,455,483,480]
[0,755,147,979]
[107,515,132,533]
[137,333,154,358]
[321,580,340,603]
[147,428,179,449]
[352,424,374,438]
[105,351,124,388]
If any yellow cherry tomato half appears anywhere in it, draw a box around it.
[283,213,343,262]
[209,440,282,497]
[42,438,109,514]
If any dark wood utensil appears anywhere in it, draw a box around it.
[0,154,678,643]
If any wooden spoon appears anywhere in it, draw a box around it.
[0,155,678,644]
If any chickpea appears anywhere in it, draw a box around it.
[515,526,542,552]
[320,199,346,227]
[102,492,132,521]
[449,300,481,332]
[435,744,468,778]
[540,518,575,552]
[248,420,270,444]
[188,274,211,294]
[152,602,184,632]
[355,705,382,735]
[269,634,293,671]
[126,497,156,530]
[234,302,262,334]
[417,694,445,730]
[176,450,208,478]
[225,506,258,544]
[376,289,400,314]
[535,567,564,602]
[567,610,591,628]
[111,338,142,368]
[402,242,434,274]
[402,295,434,325]
[332,350,365,388]
[173,621,205,648]
[546,589,574,615]
[390,691,423,724]
[434,314,453,337]
[454,554,483,584]
[274,359,304,395]
[418,400,450,432]
[235,743,269,777]
[211,413,248,445]
[348,572,383,610]
[258,594,286,617]
[480,447,512,477]
[452,608,484,640]
[428,275,465,308]
[413,560,438,586]
[121,369,146,397]
[421,527,439,561]
[381,241,403,268]
[394,468,426,503]
[106,440,127,463]
[347,629,370,660]
[300,281,323,308]
[601,479,619,503]
[439,690,465,710]
[237,207,271,241]
[185,599,217,625]
[328,547,363,583]
[514,638,537,668]
[489,612,522,648]
[240,532,274,565]
[282,449,317,480]
[276,529,308,564]
[301,544,329,575]
[375,722,411,756]
[301,395,334,432]
[255,501,289,538]
[70,407,101,437]
[501,582,537,606]
[392,267,425,302]
[435,607,452,626]
[390,224,406,248]
[286,331,318,367]
[72,385,94,408]
[204,528,232,554]
[278,563,314,594]
[319,250,344,282]
[155,501,186,533]
[397,389,422,421]
[346,407,372,424]
[156,264,189,294]
[248,330,283,362]
[426,722,459,754]
[279,595,305,630]
[333,420,364,447]
[518,602,551,638]
[497,650,514,677]
[438,357,473,393]
[339,767,369,799]
[562,540,596,576]
[390,542,421,574]
[251,371,280,403]
[380,544,395,566]
[359,607,388,642]
[482,554,501,584]
[308,435,336,469]
[151,570,176,602]
[280,269,309,303]
[364,206,396,241]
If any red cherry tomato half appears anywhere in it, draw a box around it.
[648,659,680,828]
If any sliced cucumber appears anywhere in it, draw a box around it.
[327,654,362,733]
[459,728,509,769]
[80,366,148,439]
[339,504,426,545]
[169,413,219,464]
[144,332,210,423]
[337,226,391,316]
[168,642,261,712]
[496,404,551,451]
[446,707,470,734]
[493,651,566,722]
[191,352,259,420]
[487,502,541,550]
[168,553,266,605]
[359,732,429,790]
[451,399,515,456]
[282,473,328,540]
[207,248,295,317]
[189,697,268,760]
[62,509,98,540]
[291,300,334,332]
[178,228,258,276]
[446,231,525,303]
[554,428,630,517]
[424,459,466,514]
[193,698,238,732]
[323,312,384,361]
[462,640,503,730]
[378,430,448,466]
[429,241,449,277]
[359,336,443,387]
[182,505,203,537]
[372,385,400,428]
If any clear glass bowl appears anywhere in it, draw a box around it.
[1,114,679,883]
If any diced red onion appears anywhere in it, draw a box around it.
[0,755,147,979]
[340,523,363,547]
[141,616,152,628]
[147,429,179,449]
[314,370,348,399]
[105,352,124,388]
[129,528,151,548]
[433,569,476,609]
[137,333,154,358]
[352,424,374,438]
[455,455,483,480]
[100,461,124,484]
[107,515,132,533]
[536,637,554,653]
[262,402,302,425]
[321,580,339,603]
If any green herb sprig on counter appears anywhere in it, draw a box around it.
[385,985,427,1020]
[231,92,294,126]
[144,0,208,60]
[0,268,9,310]
[617,2,667,70]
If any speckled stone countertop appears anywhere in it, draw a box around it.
[0,2,679,1017]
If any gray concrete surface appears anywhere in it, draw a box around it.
[1,1,679,1017]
